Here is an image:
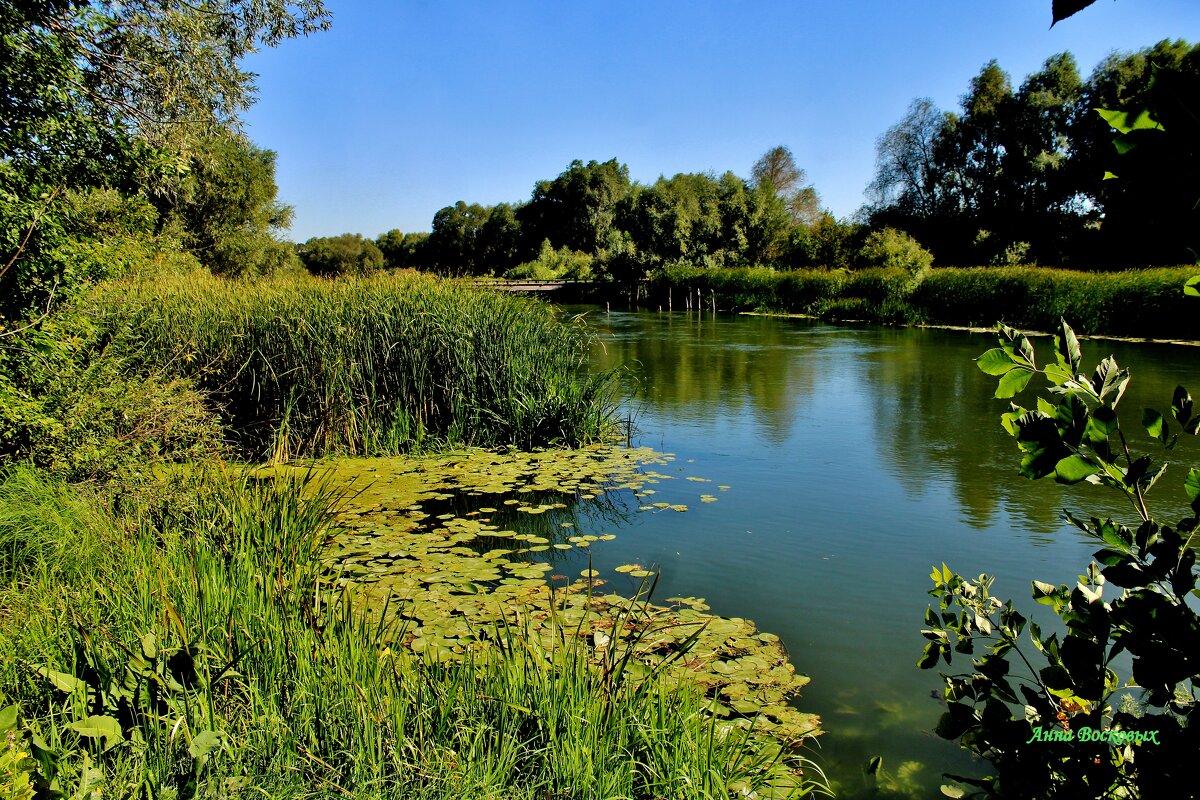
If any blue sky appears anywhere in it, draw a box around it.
[242,1,1200,242]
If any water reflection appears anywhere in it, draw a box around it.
[575,307,1200,799]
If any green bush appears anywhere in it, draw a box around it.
[505,239,594,280]
[0,298,221,484]
[922,321,1200,799]
[858,227,934,276]
[297,233,385,277]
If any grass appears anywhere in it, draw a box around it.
[645,264,1200,339]
[83,270,621,461]
[0,466,827,799]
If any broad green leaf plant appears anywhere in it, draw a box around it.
[921,319,1200,799]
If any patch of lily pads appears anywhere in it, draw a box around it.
[268,444,820,744]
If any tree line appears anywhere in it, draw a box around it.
[867,39,1200,268]
[305,38,1197,282]
[300,149,849,283]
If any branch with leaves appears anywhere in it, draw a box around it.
[921,319,1200,799]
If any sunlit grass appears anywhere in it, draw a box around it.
[0,466,828,799]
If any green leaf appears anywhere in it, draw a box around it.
[1172,385,1193,419]
[37,666,87,695]
[1142,409,1167,443]
[0,704,17,732]
[1186,275,1200,297]
[68,715,124,751]
[189,729,223,760]
[1054,455,1098,484]
[1096,107,1163,134]
[940,785,967,799]
[1039,664,1073,692]
[976,348,1016,376]
[917,642,940,669]
[995,368,1033,399]
[1057,320,1082,373]
[1186,468,1200,512]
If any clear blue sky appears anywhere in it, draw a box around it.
[242,1,1200,242]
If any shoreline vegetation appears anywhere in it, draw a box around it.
[0,269,829,799]
[560,264,1200,343]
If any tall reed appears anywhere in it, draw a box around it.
[85,271,621,460]
[646,263,1199,338]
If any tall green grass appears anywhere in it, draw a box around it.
[646,264,1200,338]
[912,266,1199,338]
[0,467,827,799]
[85,271,621,460]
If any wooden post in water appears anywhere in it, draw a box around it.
[668,286,672,311]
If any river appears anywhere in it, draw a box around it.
[570,306,1200,798]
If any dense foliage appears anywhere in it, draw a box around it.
[921,320,1200,798]
[868,40,1200,267]
[1,0,325,320]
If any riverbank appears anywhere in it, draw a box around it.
[629,264,1200,341]
[0,272,827,799]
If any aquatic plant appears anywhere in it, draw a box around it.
[0,458,828,798]
[82,270,621,459]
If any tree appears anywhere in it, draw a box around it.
[297,233,383,277]
[1,0,330,170]
[158,129,296,276]
[1074,40,1200,265]
[866,98,949,220]
[751,146,821,227]
[426,201,494,276]
[1,0,329,317]
[375,230,429,269]
[518,159,631,255]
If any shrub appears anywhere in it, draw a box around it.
[858,227,934,276]
[505,239,594,280]
[922,321,1200,798]
[297,233,385,277]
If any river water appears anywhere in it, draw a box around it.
[569,306,1200,798]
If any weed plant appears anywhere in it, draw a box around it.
[0,467,827,799]
[84,271,621,460]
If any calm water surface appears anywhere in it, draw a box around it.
[569,307,1200,798]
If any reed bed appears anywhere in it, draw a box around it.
[86,271,621,460]
[645,264,1200,338]
[0,467,826,799]
[912,266,1198,338]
